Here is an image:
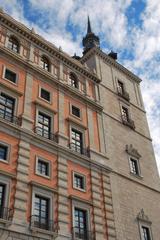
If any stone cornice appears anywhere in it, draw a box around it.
[0,11,100,83]
[81,47,142,83]
[0,45,103,112]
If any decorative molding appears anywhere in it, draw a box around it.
[126,144,141,158]
[0,11,100,84]
[137,209,152,224]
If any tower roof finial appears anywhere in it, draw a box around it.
[87,16,92,33]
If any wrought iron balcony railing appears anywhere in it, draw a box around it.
[34,127,58,143]
[69,143,90,158]
[122,115,135,129]
[0,109,21,126]
[0,206,13,221]
[117,87,130,101]
[72,227,95,240]
[30,215,58,232]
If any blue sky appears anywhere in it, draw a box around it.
[0,0,160,172]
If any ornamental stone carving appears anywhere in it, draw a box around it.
[126,144,141,158]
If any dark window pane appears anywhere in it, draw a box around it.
[142,226,151,240]
[5,69,17,83]
[69,73,78,89]
[122,106,129,122]
[0,145,8,160]
[37,159,49,176]
[40,56,49,71]
[72,106,80,118]
[40,89,50,102]
[0,93,15,121]
[130,158,139,175]
[0,184,5,207]
[74,174,84,189]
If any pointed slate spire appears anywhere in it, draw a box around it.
[82,16,100,55]
[87,16,92,33]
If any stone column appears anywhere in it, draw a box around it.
[57,156,70,239]
[91,167,104,240]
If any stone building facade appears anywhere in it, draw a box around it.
[0,9,160,240]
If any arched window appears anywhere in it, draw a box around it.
[8,36,19,53]
[68,73,79,89]
[40,56,50,71]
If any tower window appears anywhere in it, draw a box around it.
[8,36,19,53]
[121,106,129,122]
[141,226,151,240]
[118,80,124,95]
[129,158,140,175]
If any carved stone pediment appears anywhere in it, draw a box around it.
[126,144,141,158]
[137,209,151,223]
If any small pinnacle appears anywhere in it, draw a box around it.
[31,27,35,34]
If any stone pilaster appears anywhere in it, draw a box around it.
[57,91,68,146]
[91,167,104,240]
[97,113,106,154]
[11,135,30,231]
[21,72,34,130]
[57,156,70,240]
[102,172,117,240]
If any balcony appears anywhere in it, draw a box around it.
[34,127,58,143]
[117,87,130,101]
[0,206,13,221]
[69,143,90,158]
[0,109,21,126]
[122,115,135,129]
[72,227,94,240]
[30,215,58,233]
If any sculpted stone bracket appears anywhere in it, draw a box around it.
[137,209,151,224]
[126,144,141,159]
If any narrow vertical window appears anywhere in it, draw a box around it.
[68,73,78,89]
[0,93,15,122]
[121,106,129,122]
[34,195,49,230]
[71,128,83,154]
[40,56,50,72]
[37,112,51,139]
[74,208,87,239]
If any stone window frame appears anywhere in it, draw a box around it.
[31,185,54,223]
[0,88,18,117]
[70,102,82,120]
[38,86,52,104]
[35,105,54,134]
[72,199,91,235]
[35,155,51,179]
[129,156,141,177]
[2,65,19,86]
[0,141,11,164]
[137,209,153,240]
[72,171,86,192]
[126,144,143,179]
[0,174,11,209]
[7,34,20,54]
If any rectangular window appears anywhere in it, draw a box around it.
[73,173,86,191]
[0,184,5,207]
[34,195,49,230]
[4,69,17,83]
[142,226,151,240]
[71,128,83,154]
[130,158,139,175]
[72,105,80,118]
[118,80,124,95]
[0,93,15,122]
[74,208,87,239]
[37,112,51,139]
[40,88,51,102]
[0,145,8,161]
[37,158,49,177]
[121,106,129,122]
